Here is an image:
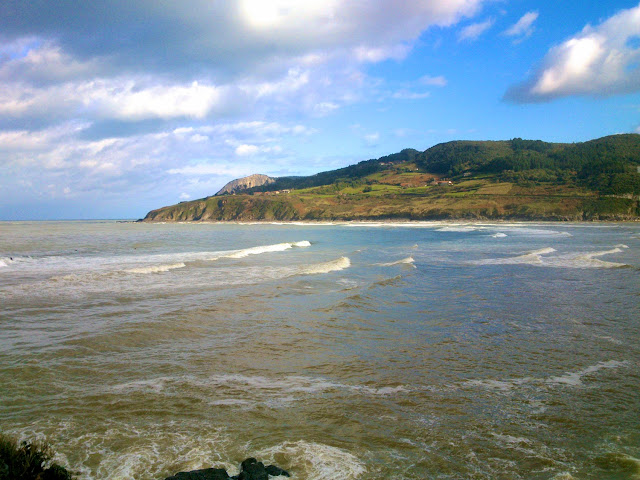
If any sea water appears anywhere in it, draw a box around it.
[1,220,639,479]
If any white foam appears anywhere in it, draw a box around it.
[565,248,627,268]
[125,262,186,274]
[463,378,532,391]
[0,255,30,269]
[527,247,558,256]
[546,360,629,386]
[473,246,628,269]
[499,227,572,237]
[491,232,507,238]
[491,433,532,446]
[223,241,310,259]
[300,256,351,275]
[472,247,556,266]
[258,441,366,480]
[337,278,360,289]
[552,473,577,480]
[354,385,410,395]
[9,421,236,480]
[111,373,408,399]
[464,360,630,392]
[436,226,479,232]
[378,257,415,267]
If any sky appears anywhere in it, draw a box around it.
[1,1,640,220]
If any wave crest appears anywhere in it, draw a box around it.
[258,441,366,480]
[125,263,186,274]
[223,241,311,259]
[301,257,351,275]
[378,257,416,268]
[473,246,628,269]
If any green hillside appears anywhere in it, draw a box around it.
[143,135,640,222]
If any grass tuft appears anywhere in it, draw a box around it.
[0,433,73,480]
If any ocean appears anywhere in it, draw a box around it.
[1,220,639,480]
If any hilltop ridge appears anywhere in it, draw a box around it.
[144,135,640,222]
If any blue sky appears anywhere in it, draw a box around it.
[1,1,640,220]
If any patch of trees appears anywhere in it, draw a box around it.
[416,134,640,195]
[249,149,419,193]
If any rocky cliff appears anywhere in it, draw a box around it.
[215,174,275,196]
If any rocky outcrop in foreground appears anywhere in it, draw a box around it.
[165,458,290,480]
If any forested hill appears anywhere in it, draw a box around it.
[143,134,640,222]
[252,134,640,196]
[415,135,640,194]
[250,148,421,192]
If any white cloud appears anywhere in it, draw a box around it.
[420,75,447,87]
[89,81,223,120]
[364,132,380,145]
[179,192,190,200]
[506,5,640,102]
[353,44,412,63]
[0,78,228,121]
[0,122,89,152]
[167,164,257,177]
[504,11,539,39]
[392,90,431,100]
[235,144,260,156]
[0,0,498,218]
[0,42,103,84]
[458,19,494,42]
[313,102,339,116]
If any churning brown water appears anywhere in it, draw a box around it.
[1,221,639,479]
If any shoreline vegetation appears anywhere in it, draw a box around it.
[0,433,72,480]
[143,135,640,223]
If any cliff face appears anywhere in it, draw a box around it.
[215,174,275,196]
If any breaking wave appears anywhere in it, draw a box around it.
[463,360,629,391]
[111,373,407,399]
[378,256,415,267]
[473,246,629,268]
[8,420,235,480]
[546,360,629,386]
[125,263,186,274]
[258,441,366,480]
[300,256,351,275]
[472,247,557,266]
[436,226,479,232]
[0,257,13,268]
[219,241,311,259]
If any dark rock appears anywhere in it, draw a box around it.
[240,458,258,471]
[165,467,230,480]
[237,458,267,480]
[42,464,74,480]
[164,458,289,480]
[265,465,290,477]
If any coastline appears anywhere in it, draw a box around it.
[135,218,640,225]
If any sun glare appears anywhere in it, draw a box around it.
[239,0,335,28]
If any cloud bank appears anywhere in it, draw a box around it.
[505,4,640,102]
